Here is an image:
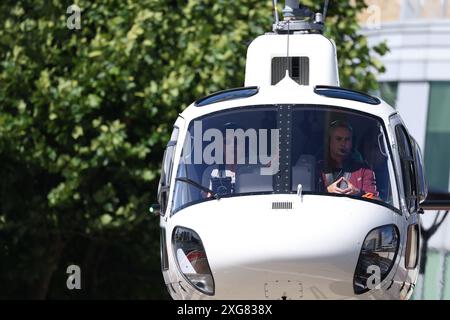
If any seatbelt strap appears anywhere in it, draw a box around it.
[343,172,352,181]
[324,173,334,186]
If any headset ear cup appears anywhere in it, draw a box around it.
[329,120,353,134]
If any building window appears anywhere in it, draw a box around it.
[379,82,398,107]
[424,82,450,191]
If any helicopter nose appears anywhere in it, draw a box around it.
[172,195,397,299]
[208,235,361,299]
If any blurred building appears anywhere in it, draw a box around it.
[360,0,450,299]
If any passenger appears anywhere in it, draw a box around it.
[205,125,240,197]
[318,120,379,198]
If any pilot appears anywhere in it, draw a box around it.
[318,120,379,198]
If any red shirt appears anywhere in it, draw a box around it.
[318,160,379,198]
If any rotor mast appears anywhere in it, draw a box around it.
[273,0,325,34]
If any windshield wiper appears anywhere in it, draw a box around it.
[175,177,220,199]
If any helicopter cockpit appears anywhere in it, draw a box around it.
[171,105,395,215]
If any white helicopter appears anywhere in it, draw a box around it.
[152,0,450,300]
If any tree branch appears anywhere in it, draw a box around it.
[431,210,449,234]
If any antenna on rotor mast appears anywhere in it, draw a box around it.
[272,0,280,25]
[323,0,330,24]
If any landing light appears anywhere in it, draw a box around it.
[353,225,399,294]
[173,227,215,295]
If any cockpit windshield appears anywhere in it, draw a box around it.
[172,105,395,214]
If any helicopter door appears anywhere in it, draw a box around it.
[390,118,421,296]
[157,126,180,216]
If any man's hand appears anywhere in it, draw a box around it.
[341,178,360,195]
[327,177,360,195]
[327,177,346,194]
[202,191,213,198]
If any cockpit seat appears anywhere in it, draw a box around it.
[235,165,273,194]
[292,154,316,192]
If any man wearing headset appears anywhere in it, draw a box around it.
[318,120,379,199]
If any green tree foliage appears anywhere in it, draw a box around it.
[0,0,387,298]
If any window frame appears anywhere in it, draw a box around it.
[395,125,418,213]
[411,139,428,204]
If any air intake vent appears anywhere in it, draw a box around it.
[271,57,309,86]
[272,202,293,210]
